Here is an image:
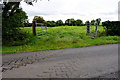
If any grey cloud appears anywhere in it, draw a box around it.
[100,12,117,15]
[27,10,86,17]
[27,11,51,16]
[102,17,115,20]
[62,12,85,16]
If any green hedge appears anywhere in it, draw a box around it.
[102,21,120,36]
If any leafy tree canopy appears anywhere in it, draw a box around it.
[85,21,90,25]
[56,20,63,26]
[33,16,45,23]
[2,2,28,42]
[75,19,83,26]
[91,19,95,25]
[96,18,101,25]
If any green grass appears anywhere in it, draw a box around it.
[2,26,120,54]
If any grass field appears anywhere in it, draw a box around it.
[2,26,120,54]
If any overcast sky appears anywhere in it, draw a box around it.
[21,0,119,23]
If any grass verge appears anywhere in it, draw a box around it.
[2,26,120,54]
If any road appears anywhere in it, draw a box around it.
[2,44,119,78]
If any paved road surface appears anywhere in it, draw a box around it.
[2,44,119,78]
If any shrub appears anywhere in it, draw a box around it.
[2,8,28,43]
[45,21,56,27]
[24,23,32,27]
[102,21,120,36]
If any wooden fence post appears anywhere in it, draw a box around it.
[87,23,90,34]
[33,21,36,36]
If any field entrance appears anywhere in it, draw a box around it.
[35,23,47,36]
[89,22,98,39]
[86,22,100,39]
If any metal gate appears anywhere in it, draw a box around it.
[87,22,98,39]
[35,22,47,36]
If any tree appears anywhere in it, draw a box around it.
[91,19,95,25]
[24,19,29,27]
[33,16,45,23]
[85,21,90,25]
[69,18,75,26]
[2,1,32,42]
[65,19,71,26]
[75,19,83,26]
[2,2,20,18]
[56,20,63,26]
[65,18,76,26]
[45,21,56,27]
[96,18,101,25]
[51,21,56,27]
[2,7,28,41]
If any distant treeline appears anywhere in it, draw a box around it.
[24,16,101,27]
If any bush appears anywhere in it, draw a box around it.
[102,21,120,36]
[2,9,28,42]
[2,30,32,46]
[45,21,56,27]
[24,23,32,27]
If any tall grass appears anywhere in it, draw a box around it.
[2,26,120,54]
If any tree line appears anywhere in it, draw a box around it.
[25,16,101,27]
